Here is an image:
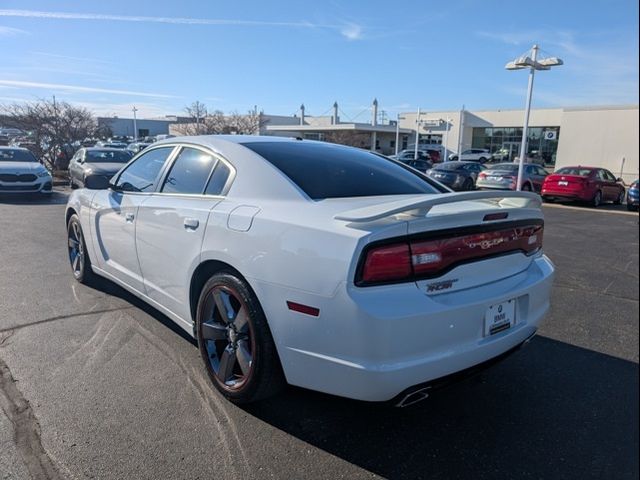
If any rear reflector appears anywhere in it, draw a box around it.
[286,301,320,317]
[356,222,543,286]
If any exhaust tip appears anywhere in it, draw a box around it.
[395,386,431,408]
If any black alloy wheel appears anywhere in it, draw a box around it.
[196,272,284,404]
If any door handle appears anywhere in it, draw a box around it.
[125,213,135,223]
[184,218,199,230]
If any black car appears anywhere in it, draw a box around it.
[68,148,133,189]
[426,161,486,191]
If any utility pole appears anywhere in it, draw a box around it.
[132,106,138,141]
[515,45,538,191]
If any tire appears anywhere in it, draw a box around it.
[450,156,458,162]
[67,214,95,284]
[627,203,635,211]
[592,190,602,208]
[479,157,487,163]
[614,190,625,205]
[462,178,474,191]
[69,176,78,189]
[522,183,532,192]
[196,272,285,404]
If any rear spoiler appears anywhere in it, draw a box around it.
[334,191,541,223]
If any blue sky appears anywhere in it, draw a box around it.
[0,0,638,119]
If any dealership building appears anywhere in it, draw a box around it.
[262,102,639,183]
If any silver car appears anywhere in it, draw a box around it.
[476,162,549,192]
[68,148,133,189]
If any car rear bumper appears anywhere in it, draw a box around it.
[255,254,555,402]
[541,188,590,201]
[627,192,639,206]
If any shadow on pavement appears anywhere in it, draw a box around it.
[85,276,639,479]
[244,336,639,480]
[0,190,69,205]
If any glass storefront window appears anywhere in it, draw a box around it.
[471,126,560,166]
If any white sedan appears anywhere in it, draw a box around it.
[65,136,554,405]
[0,146,52,194]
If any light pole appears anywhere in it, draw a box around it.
[132,106,138,141]
[442,117,451,162]
[506,44,563,190]
[414,108,421,160]
[395,113,406,156]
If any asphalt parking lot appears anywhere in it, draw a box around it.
[1,189,638,480]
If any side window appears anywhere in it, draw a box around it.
[161,147,216,194]
[604,170,616,181]
[116,147,173,192]
[205,161,231,195]
[537,167,548,176]
[595,170,606,181]
[525,165,536,174]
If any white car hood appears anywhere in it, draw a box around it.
[0,161,43,174]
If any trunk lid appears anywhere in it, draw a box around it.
[336,191,544,293]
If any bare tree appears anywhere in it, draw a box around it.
[324,130,370,149]
[0,99,101,169]
[174,102,269,136]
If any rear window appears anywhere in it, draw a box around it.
[556,167,593,176]
[0,149,37,162]
[434,162,464,171]
[242,141,442,200]
[488,163,519,172]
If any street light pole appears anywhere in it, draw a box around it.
[414,108,421,160]
[395,113,406,156]
[506,44,563,190]
[443,118,451,162]
[132,106,138,141]
[515,45,538,191]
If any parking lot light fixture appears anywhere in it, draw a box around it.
[506,44,563,190]
[132,106,138,142]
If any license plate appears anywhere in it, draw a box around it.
[484,299,516,336]
[558,181,568,186]
[489,176,502,181]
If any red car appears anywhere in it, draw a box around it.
[542,166,626,207]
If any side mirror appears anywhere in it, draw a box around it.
[617,177,624,183]
[84,174,111,190]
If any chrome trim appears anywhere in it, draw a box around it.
[110,142,236,198]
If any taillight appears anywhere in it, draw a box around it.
[360,243,412,283]
[411,225,543,277]
[356,222,543,286]
[478,172,487,179]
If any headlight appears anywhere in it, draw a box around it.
[37,170,51,178]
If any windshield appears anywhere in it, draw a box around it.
[555,167,593,176]
[86,150,133,163]
[243,141,443,200]
[488,163,519,172]
[0,149,38,162]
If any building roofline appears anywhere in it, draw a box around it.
[265,123,413,133]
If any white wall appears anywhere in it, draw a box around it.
[555,106,639,183]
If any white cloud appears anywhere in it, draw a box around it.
[340,22,364,41]
[0,9,337,29]
[0,80,176,98]
[0,25,29,36]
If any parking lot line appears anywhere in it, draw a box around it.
[542,202,638,216]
